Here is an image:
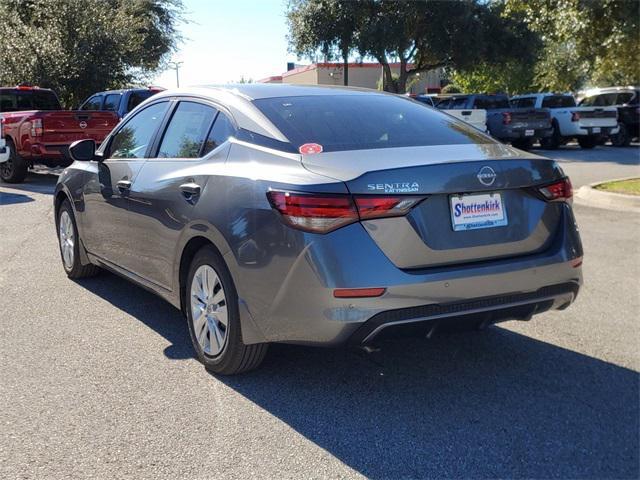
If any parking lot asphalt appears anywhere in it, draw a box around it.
[1,146,639,479]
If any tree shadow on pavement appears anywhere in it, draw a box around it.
[219,330,639,479]
[0,171,59,195]
[0,191,34,205]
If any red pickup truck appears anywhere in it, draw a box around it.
[0,86,118,183]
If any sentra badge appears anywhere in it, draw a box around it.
[367,182,420,194]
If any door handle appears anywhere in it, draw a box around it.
[180,182,201,202]
[116,179,132,191]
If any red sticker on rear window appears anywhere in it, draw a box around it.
[299,143,323,155]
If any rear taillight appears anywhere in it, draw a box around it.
[30,118,43,137]
[571,111,580,122]
[502,112,512,125]
[0,117,4,139]
[266,191,424,233]
[537,178,573,203]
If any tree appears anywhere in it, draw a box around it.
[450,61,536,95]
[0,0,183,107]
[287,0,362,86]
[287,0,538,94]
[504,0,640,89]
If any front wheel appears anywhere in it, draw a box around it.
[185,246,268,375]
[577,136,597,149]
[0,141,28,183]
[610,124,630,147]
[57,200,100,278]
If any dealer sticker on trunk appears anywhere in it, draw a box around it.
[450,193,508,231]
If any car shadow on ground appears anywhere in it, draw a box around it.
[75,270,639,479]
[221,333,639,479]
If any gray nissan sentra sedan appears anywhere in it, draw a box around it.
[54,84,583,374]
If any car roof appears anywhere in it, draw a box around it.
[191,83,388,100]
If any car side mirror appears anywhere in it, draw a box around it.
[69,139,96,162]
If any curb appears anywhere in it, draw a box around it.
[575,177,640,213]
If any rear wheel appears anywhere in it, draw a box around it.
[0,140,28,183]
[540,123,561,150]
[185,246,268,375]
[512,138,532,150]
[610,123,631,147]
[57,200,100,278]
[577,136,597,149]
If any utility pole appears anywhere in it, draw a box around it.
[168,61,183,88]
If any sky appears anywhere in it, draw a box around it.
[151,0,299,88]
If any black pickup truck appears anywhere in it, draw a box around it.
[439,94,552,150]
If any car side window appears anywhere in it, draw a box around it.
[81,95,103,110]
[451,97,468,109]
[108,102,169,159]
[202,112,236,155]
[157,102,218,158]
[103,94,121,112]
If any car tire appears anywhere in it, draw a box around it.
[57,200,101,278]
[577,136,597,149]
[540,123,561,150]
[0,140,28,184]
[512,138,532,150]
[610,123,630,147]
[185,245,268,375]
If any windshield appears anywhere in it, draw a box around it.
[0,89,62,112]
[253,94,493,153]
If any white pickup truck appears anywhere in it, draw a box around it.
[509,93,618,149]
[414,95,487,132]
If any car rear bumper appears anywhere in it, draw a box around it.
[230,203,583,346]
[499,128,553,140]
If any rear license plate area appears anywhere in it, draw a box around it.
[450,192,508,231]
[525,129,534,136]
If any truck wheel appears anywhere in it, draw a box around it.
[185,245,268,375]
[0,140,28,183]
[512,138,532,151]
[540,123,561,150]
[578,136,597,149]
[610,124,630,147]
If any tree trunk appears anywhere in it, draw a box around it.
[381,61,395,92]
[342,52,349,86]
[397,59,409,94]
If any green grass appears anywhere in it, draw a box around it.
[595,178,640,196]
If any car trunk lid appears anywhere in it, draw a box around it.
[302,144,566,269]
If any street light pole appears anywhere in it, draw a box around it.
[169,61,183,88]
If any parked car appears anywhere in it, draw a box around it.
[78,86,165,120]
[415,94,487,132]
[578,86,639,146]
[439,94,552,150]
[510,93,618,149]
[55,84,583,375]
[0,85,118,183]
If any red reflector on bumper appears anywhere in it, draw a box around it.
[333,288,386,298]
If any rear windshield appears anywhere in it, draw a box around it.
[252,95,493,152]
[541,95,576,108]
[0,89,61,112]
[474,96,510,109]
[126,90,156,114]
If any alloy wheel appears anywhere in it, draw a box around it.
[190,265,228,356]
[59,210,75,269]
